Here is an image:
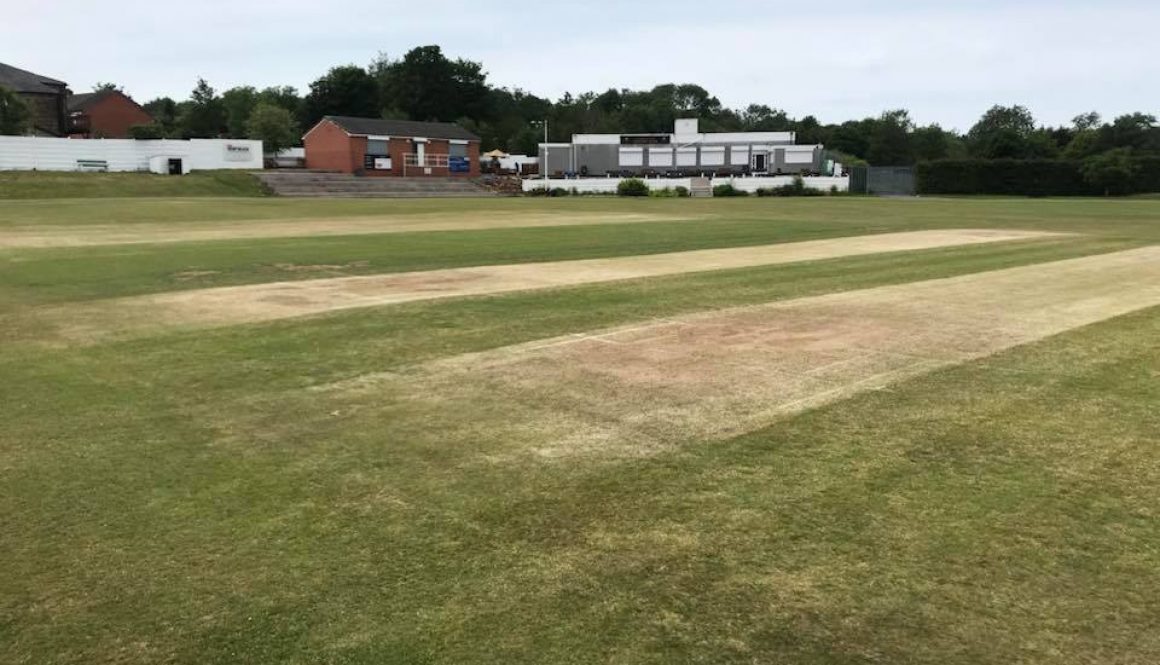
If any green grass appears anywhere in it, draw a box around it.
[3,196,1160,307]
[1,196,1159,663]
[0,170,268,199]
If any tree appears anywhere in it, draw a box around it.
[741,104,791,131]
[1100,113,1159,152]
[179,78,225,138]
[257,86,302,115]
[373,46,489,122]
[143,97,179,137]
[867,110,914,165]
[1082,148,1138,196]
[1072,111,1101,132]
[300,65,379,128]
[912,124,964,161]
[246,103,298,155]
[221,86,258,138]
[93,82,123,93]
[0,86,31,135]
[967,105,1037,157]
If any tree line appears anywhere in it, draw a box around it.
[2,44,1157,166]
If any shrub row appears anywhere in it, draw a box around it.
[916,157,1160,196]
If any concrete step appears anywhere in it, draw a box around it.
[257,172,495,198]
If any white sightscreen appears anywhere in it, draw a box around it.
[730,146,750,165]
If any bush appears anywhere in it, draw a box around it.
[674,186,690,197]
[712,183,748,197]
[1082,149,1139,196]
[617,178,649,197]
[755,176,825,197]
[127,123,167,140]
[916,159,1096,196]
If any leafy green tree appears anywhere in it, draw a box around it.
[257,86,302,115]
[912,124,965,161]
[967,105,1037,157]
[93,82,123,93]
[246,103,299,155]
[741,104,792,131]
[300,65,379,127]
[867,110,914,165]
[1098,113,1159,153]
[0,86,31,135]
[143,97,179,136]
[179,78,226,138]
[374,46,489,122]
[221,86,258,138]
[1072,111,1101,131]
[1063,130,1101,160]
[1082,147,1139,195]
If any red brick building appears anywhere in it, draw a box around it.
[67,90,153,138]
[303,116,480,177]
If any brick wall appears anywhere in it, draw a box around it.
[78,93,154,138]
[304,120,483,176]
[304,120,358,172]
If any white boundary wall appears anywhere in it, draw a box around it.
[0,136,264,172]
[524,175,849,194]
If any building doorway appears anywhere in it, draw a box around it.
[751,152,768,173]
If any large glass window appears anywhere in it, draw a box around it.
[449,142,468,158]
[366,139,388,155]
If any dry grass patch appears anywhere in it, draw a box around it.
[0,212,690,249]
[32,229,1061,340]
[328,246,1160,459]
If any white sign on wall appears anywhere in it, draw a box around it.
[224,143,253,162]
[374,157,393,170]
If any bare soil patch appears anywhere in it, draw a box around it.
[63,229,1060,335]
[333,245,1160,458]
[0,212,688,249]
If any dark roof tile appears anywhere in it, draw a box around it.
[0,62,68,94]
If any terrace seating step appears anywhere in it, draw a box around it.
[255,172,496,198]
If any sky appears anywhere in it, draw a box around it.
[4,0,1158,132]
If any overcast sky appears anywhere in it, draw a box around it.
[5,0,1157,131]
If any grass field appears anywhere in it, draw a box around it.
[2,196,1159,664]
[0,170,268,199]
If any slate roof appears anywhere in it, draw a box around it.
[67,89,148,115]
[323,115,479,141]
[0,62,68,94]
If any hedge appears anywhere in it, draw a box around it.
[916,158,1160,196]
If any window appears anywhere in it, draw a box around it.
[676,147,698,166]
[648,147,673,167]
[730,146,750,166]
[618,147,644,167]
[700,146,725,166]
[366,139,388,155]
[784,149,814,164]
[449,142,468,158]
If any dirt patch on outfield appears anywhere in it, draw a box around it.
[0,212,690,249]
[328,245,1160,458]
[47,229,1060,336]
